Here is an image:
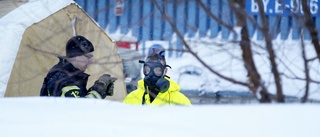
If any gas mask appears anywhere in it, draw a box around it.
[141,52,170,93]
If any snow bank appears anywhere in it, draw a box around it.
[1,97,319,137]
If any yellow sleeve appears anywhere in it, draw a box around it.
[172,92,192,106]
[179,94,192,105]
[123,90,143,105]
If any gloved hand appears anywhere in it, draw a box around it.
[105,81,115,96]
[89,74,117,98]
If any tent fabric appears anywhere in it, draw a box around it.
[5,3,127,101]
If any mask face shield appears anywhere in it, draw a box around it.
[143,53,166,77]
[143,63,165,77]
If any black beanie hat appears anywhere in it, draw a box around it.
[66,35,94,58]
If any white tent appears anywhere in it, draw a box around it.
[0,0,127,101]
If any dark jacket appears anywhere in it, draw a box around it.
[40,57,90,97]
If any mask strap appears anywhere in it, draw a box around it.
[139,60,145,64]
[142,85,148,105]
[159,51,165,58]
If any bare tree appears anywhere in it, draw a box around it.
[254,0,284,102]
[301,0,320,61]
[300,37,310,103]
[228,0,271,103]
[150,0,320,103]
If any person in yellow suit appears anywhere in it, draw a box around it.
[123,45,191,105]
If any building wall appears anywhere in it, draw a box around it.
[74,0,320,56]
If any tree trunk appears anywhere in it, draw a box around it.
[256,0,284,102]
[229,0,271,103]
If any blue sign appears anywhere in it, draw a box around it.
[246,0,320,16]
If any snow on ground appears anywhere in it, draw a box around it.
[0,0,320,137]
[1,97,319,137]
[1,0,320,100]
[166,38,320,100]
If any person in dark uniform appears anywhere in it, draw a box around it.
[40,35,116,99]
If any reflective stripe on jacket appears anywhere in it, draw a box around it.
[40,57,100,99]
[123,77,191,105]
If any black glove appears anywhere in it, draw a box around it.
[89,74,117,98]
[106,81,115,96]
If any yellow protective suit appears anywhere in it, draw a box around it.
[123,77,191,105]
